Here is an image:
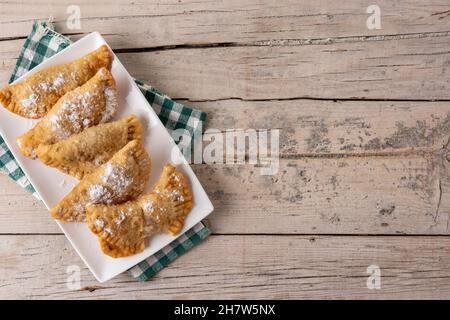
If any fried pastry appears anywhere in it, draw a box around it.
[86,164,193,258]
[87,201,146,258]
[36,115,141,179]
[17,67,118,158]
[143,164,193,235]
[0,45,113,119]
[50,139,151,222]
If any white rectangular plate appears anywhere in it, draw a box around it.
[0,32,214,282]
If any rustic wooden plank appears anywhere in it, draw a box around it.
[196,99,450,156]
[1,152,449,234]
[0,0,449,49]
[1,35,449,100]
[115,35,450,101]
[0,39,20,84]
[201,155,450,235]
[0,234,449,299]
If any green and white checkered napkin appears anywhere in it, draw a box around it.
[0,20,211,282]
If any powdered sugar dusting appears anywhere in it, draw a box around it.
[52,73,65,89]
[82,118,90,127]
[95,218,105,229]
[46,82,116,139]
[102,163,132,196]
[115,212,126,226]
[20,93,38,117]
[104,226,113,235]
[47,90,95,139]
[84,163,134,207]
[73,203,84,214]
[94,218,113,235]
[88,184,110,203]
[169,189,184,202]
[100,86,117,123]
[38,82,49,91]
[103,162,114,178]
[154,206,167,224]
[142,200,155,213]
[171,173,184,188]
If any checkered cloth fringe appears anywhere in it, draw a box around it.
[0,20,211,281]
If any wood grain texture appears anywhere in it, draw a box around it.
[0,0,449,48]
[1,35,449,100]
[1,235,449,299]
[197,99,450,156]
[1,0,450,299]
[1,154,449,234]
[115,35,450,100]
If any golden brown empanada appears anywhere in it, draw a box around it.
[86,164,193,258]
[87,201,146,258]
[0,45,112,119]
[50,139,151,222]
[17,67,118,158]
[142,164,193,235]
[36,114,141,179]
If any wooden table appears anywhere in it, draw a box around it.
[1,0,450,299]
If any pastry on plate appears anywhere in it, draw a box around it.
[17,67,118,158]
[0,45,112,119]
[36,114,141,179]
[87,201,146,258]
[50,139,151,222]
[86,164,193,258]
[142,164,193,236]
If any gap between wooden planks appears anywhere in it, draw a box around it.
[0,234,449,299]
